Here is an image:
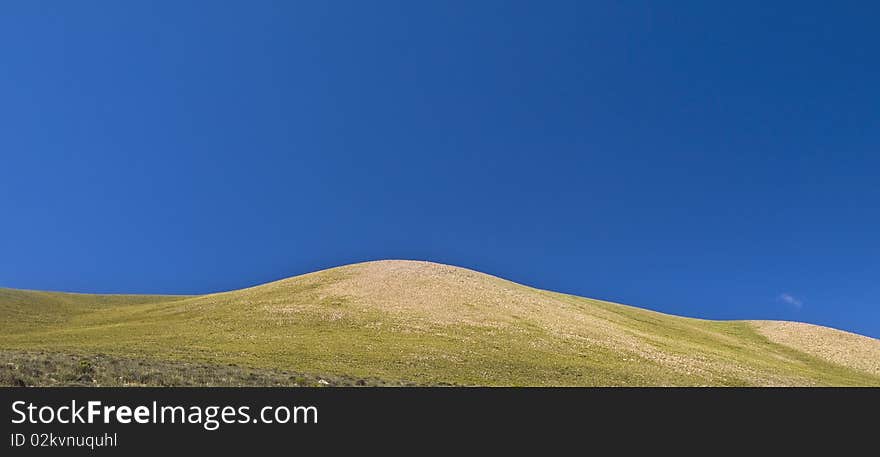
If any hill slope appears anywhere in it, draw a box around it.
[2,260,878,386]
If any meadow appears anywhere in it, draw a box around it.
[2,260,878,386]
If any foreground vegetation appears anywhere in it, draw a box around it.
[0,350,413,387]
[2,260,878,386]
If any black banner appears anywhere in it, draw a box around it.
[1,388,875,454]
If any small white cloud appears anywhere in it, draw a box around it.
[778,293,803,309]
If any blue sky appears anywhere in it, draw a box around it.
[1,1,878,337]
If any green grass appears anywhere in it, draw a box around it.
[1,260,878,386]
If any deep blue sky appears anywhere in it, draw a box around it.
[2,1,878,337]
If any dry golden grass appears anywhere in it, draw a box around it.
[750,320,880,377]
[2,260,878,386]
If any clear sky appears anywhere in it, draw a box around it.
[2,1,878,337]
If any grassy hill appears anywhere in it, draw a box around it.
[2,260,878,386]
